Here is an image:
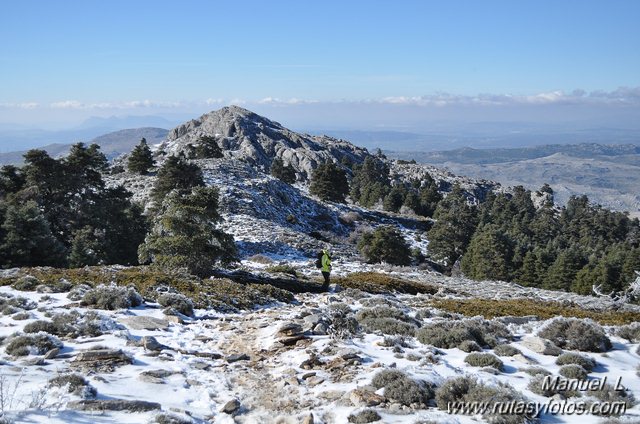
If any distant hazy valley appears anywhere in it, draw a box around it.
[388,143,640,216]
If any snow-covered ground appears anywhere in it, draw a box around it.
[0,276,639,424]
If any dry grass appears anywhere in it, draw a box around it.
[429,298,640,325]
[333,272,438,295]
[0,266,294,311]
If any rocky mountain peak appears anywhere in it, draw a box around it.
[160,106,369,179]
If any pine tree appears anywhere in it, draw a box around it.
[0,165,25,196]
[543,248,586,291]
[188,136,223,159]
[150,156,204,204]
[383,186,407,212]
[357,225,411,265]
[0,199,66,267]
[270,158,296,184]
[127,138,155,174]
[138,186,236,276]
[427,185,478,266]
[309,162,349,203]
[68,226,106,267]
[350,156,390,207]
[461,224,512,281]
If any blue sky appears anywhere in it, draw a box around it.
[0,0,639,131]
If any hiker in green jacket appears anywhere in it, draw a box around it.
[321,249,332,291]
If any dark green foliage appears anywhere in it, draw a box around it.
[0,200,67,267]
[270,158,296,184]
[461,224,512,281]
[127,138,155,174]
[186,135,223,159]
[68,226,106,267]
[350,156,391,207]
[383,185,407,213]
[430,179,640,296]
[357,225,411,265]
[0,144,147,268]
[139,186,236,276]
[150,155,204,204]
[427,185,478,266]
[0,165,25,195]
[538,317,611,352]
[309,162,349,203]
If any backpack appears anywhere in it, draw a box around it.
[314,251,323,268]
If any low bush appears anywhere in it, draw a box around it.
[12,275,40,291]
[522,367,551,377]
[0,294,37,312]
[358,317,416,336]
[589,383,635,415]
[435,376,529,423]
[347,409,381,423]
[265,264,298,277]
[153,413,193,424]
[539,318,611,352]
[494,344,521,357]
[615,322,640,343]
[24,320,64,336]
[429,298,640,325]
[464,352,504,371]
[326,303,359,339]
[416,318,511,349]
[356,306,413,323]
[555,352,596,372]
[559,364,588,380]
[380,336,409,348]
[527,374,580,398]
[458,340,482,353]
[371,369,433,406]
[157,293,194,317]
[48,373,97,398]
[5,333,62,356]
[332,272,439,295]
[247,254,274,265]
[81,284,143,310]
[11,312,31,320]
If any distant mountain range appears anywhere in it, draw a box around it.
[0,127,168,165]
[0,115,178,154]
[387,143,640,215]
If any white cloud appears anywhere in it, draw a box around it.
[3,87,639,113]
[0,102,39,109]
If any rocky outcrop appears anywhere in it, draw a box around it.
[68,399,161,412]
[71,348,134,372]
[160,106,369,180]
